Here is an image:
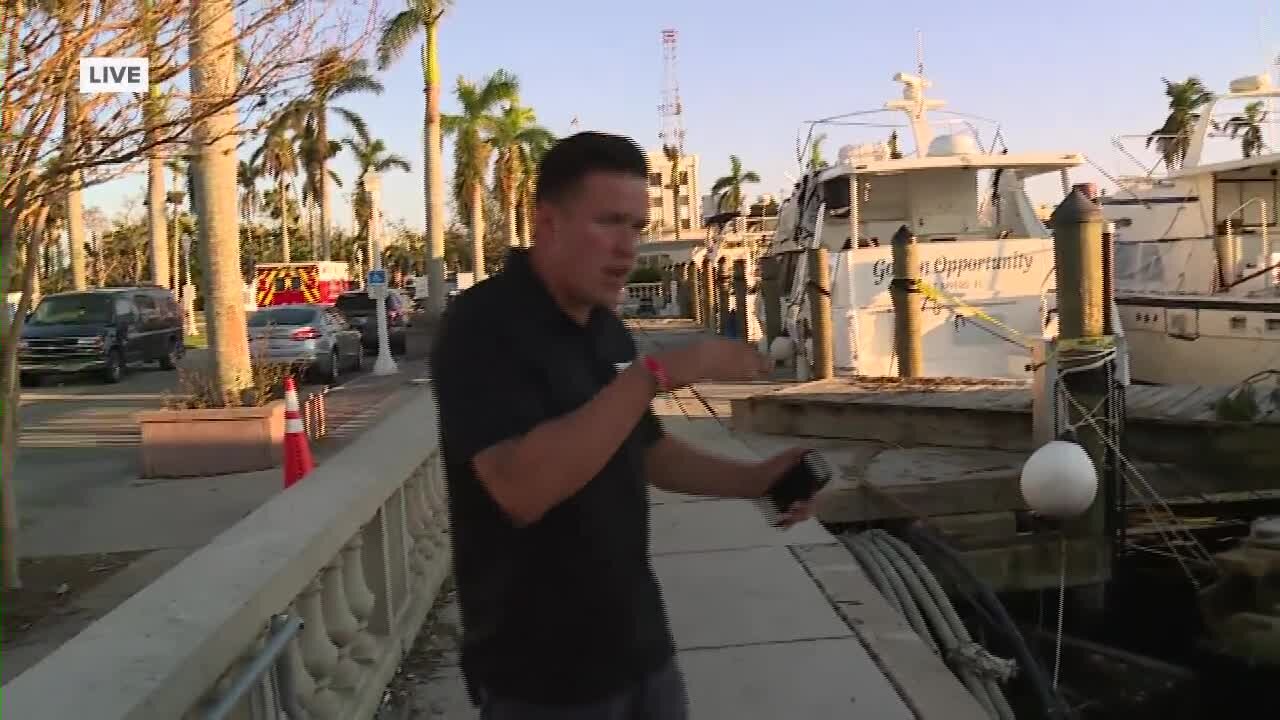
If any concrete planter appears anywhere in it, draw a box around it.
[137,401,285,478]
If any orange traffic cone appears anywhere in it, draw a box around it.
[283,376,314,488]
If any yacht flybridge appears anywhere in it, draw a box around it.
[763,71,1087,379]
[1102,73,1280,387]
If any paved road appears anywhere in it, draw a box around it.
[5,346,428,683]
[14,349,419,544]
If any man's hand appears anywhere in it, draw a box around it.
[653,338,769,389]
[750,446,817,529]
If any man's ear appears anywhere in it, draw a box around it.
[534,201,556,247]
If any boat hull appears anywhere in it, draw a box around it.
[775,238,1057,379]
[1116,295,1280,386]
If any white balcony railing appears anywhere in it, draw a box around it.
[3,384,451,720]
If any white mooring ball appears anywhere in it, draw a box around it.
[1019,440,1098,518]
[769,336,794,363]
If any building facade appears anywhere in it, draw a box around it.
[645,149,702,236]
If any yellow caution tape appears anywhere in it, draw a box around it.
[1056,336,1116,352]
[915,280,1037,349]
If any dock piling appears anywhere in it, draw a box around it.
[806,246,834,379]
[890,225,924,378]
[732,259,748,340]
[1049,188,1113,597]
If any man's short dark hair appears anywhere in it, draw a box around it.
[535,131,649,206]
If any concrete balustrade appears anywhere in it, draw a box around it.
[3,385,452,720]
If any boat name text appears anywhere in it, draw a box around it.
[870,252,1037,286]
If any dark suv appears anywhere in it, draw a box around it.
[333,290,409,354]
[18,286,185,385]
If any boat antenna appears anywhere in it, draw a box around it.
[916,29,925,78]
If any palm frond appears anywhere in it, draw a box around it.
[476,69,519,109]
[333,74,384,99]
[376,155,412,173]
[376,8,424,70]
[331,107,369,143]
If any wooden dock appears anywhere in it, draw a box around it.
[731,377,1280,490]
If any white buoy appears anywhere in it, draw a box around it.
[768,336,793,363]
[1019,440,1098,518]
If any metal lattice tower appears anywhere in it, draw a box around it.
[659,29,686,232]
[659,29,685,156]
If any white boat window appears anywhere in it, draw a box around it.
[1229,316,1247,331]
[1115,243,1165,285]
[1266,319,1280,333]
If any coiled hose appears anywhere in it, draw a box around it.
[841,529,1016,720]
[904,523,1069,720]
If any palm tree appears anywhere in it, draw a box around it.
[489,102,554,248]
[140,0,170,289]
[662,144,682,233]
[342,124,411,252]
[377,0,451,318]
[517,132,554,247]
[807,133,828,171]
[1223,101,1268,159]
[442,69,518,281]
[37,0,87,289]
[1146,76,1214,170]
[294,120,344,258]
[276,50,380,259]
[252,118,301,262]
[189,0,253,403]
[711,155,761,214]
[237,159,263,261]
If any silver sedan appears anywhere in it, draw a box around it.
[248,304,363,384]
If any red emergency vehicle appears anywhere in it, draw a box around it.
[254,261,352,307]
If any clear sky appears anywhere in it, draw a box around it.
[84,0,1279,230]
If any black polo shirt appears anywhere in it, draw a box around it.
[430,249,675,705]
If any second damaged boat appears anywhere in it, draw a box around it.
[761,70,1087,380]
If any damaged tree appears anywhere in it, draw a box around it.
[0,0,376,589]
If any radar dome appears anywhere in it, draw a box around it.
[926,133,980,157]
[839,142,889,164]
[1019,440,1098,518]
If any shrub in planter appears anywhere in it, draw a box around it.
[137,363,300,479]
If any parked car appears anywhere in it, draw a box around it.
[333,290,409,355]
[247,304,363,384]
[17,286,184,386]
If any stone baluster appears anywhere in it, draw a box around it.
[405,470,436,583]
[320,555,364,699]
[296,577,344,718]
[402,473,432,582]
[423,455,449,549]
[282,621,318,720]
[341,533,380,663]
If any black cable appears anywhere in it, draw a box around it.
[906,523,1072,720]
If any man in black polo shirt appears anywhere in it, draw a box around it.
[431,131,813,719]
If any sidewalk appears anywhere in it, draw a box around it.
[378,323,986,718]
[3,360,430,683]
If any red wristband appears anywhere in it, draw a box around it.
[642,355,671,393]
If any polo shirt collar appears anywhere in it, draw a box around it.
[503,248,607,334]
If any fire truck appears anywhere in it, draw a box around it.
[253,261,353,308]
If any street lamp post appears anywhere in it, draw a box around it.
[363,170,397,376]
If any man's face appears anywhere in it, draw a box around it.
[538,171,649,309]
